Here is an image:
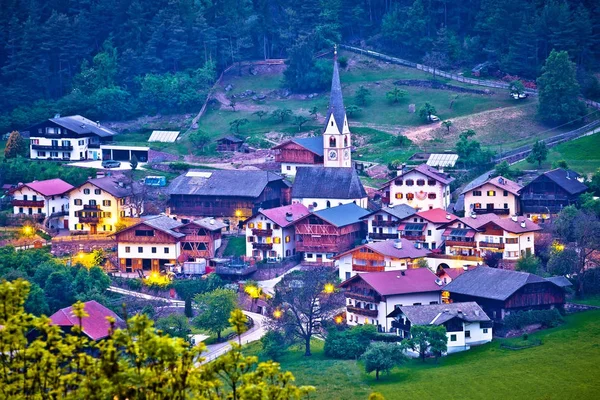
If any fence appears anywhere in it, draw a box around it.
[52,234,116,242]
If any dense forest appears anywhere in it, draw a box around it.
[1,0,599,132]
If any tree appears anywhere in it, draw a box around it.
[515,254,541,274]
[483,251,503,269]
[494,161,514,179]
[130,154,139,171]
[309,106,318,119]
[193,288,238,340]
[292,115,309,131]
[526,140,548,167]
[537,50,585,124]
[253,110,268,121]
[509,80,526,97]
[4,131,27,159]
[156,314,191,340]
[228,98,237,111]
[361,342,407,380]
[228,308,248,345]
[324,324,377,360]
[386,87,408,104]
[229,118,249,133]
[455,129,493,169]
[416,258,429,269]
[270,267,344,356]
[419,102,437,122]
[345,105,362,117]
[441,120,453,133]
[261,330,287,361]
[588,168,600,196]
[408,325,448,363]
[189,129,211,151]
[547,247,579,276]
[355,86,371,106]
[184,297,193,318]
[0,279,315,399]
[272,108,293,123]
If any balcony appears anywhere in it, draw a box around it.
[79,216,100,223]
[252,228,273,237]
[479,241,505,249]
[31,144,73,151]
[353,264,385,273]
[12,199,45,207]
[49,210,68,218]
[370,232,398,240]
[372,220,398,228]
[88,143,101,149]
[391,320,411,331]
[401,234,425,241]
[446,240,477,248]
[473,208,510,215]
[83,204,101,210]
[347,306,378,317]
[252,242,273,250]
[345,291,381,303]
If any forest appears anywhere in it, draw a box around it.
[1,0,599,132]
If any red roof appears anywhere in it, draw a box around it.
[49,301,124,340]
[380,164,454,188]
[416,208,458,224]
[456,213,541,234]
[461,175,523,196]
[340,268,443,296]
[334,238,429,260]
[259,203,311,228]
[17,179,74,197]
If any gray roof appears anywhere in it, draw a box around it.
[51,115,116,138]
[143,215,185,238]
[292,137,324,156]
[86,177,133,198]
[323,57,346,132]
[190,217,228,231]
[389,302,491,325]
[444,267,552,301]
[545,276,573,288]
[168,170,286,197]
[541,168,587,195]
[363,205,416,220]
[313,203,370,227]
[217,135,244,143]
[292,167,367,200]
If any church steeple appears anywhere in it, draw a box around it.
[323,45,352,168]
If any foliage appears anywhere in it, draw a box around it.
[581,268,600,295]
[337,56,348,69]
[284,36,332,92]
[483,251,503,269]
[509,80,525,96]
[408,325,448,363]
[261,330,288,361]
[455,130,493,169]
[156,313,191,340]
[229,119,249,133]
[292,116,310,131]
[272,108,293,123]
[547,248,579,277]
[494,161,515,179]
[515,254,541,274]
[253,110,268,121]
[309,106,319,119]
[418,102,436,121]
[0,279,314,399]
[229,308,249,345]
[355,86,371,106]
[189,130,211,151]
[4,131,27,159]
[386,87,408,104]
[503,309,564,330]
[416,258,429,269]
[526,140,549,167]
[0,157,95,186]
[589,169,600,197]
[130,154,139,171]
[441,120,452,132]
[390,135,412,147]
[184,297,193,318]
[324,324,378,360]
[361,342,408,380]
[345,105,362,117]
[172,276,225,301]
[193,288,238,340]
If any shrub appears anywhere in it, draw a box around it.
[338,56,348,69]
[503,309,563,330]
[170,162,193,171]
[261,330,287,361]
[127,278,143,291]
[324,324,377,359]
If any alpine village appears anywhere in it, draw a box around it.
[1,1,600,399]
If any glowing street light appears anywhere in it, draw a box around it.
[334,316,343,324]
[323,283,335,294]
[273,309,282,319]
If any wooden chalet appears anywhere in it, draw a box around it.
[294,203,369,266]
[272,137,324,175]
[216,135,244,152]
[444,267,566,320]
[519,168,588,216]
[175,217,227,260]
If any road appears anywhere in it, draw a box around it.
[257,265,301,296]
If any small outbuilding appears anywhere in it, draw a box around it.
[216,135,245,152]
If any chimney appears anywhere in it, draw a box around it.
[511,215,518,222]
[463,265,469,271]
[520,220,526,228]
[210,218,215,225]
[470,212,477,219]
[96,121,100,127]
[285,212,293,222]
[446,213,452,220]
[54,113,60,118]
[393,239,403,249]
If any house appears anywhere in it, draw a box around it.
[335,238,430,281]
[67,177,141,234]
[294,203,369,266]
[175,217,227,261]
[519,168,588,218]
[24,115,116,161]
[10,179,73,229]
[167,169,290,228]
[244,203,310,261]
[444,267,566,320]
[361,204,416,241]
[49,300,125,340]
[462,175,522,217]
[398,208,458,251]
[273,136,324,176]
[291,166,368,211]
[339,268,445,332]
[380,164,454,211]
[216,135,244,152]
[387,302,493,353]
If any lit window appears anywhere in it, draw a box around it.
[487,190,496,196]
[395,193,403,199]
[406,193,414,200]
[274,237,281,244]
[103,200,111,206]
[249,223,255,229]
[285,236,291,243]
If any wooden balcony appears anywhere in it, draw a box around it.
[345,291,381,303]
[479,241,505,249]
[372,220,397,227]
[252,228,273,237]
[12,199,45,207]
[31,144,73,151]
[370,232,398,240]
[427,253,482,262]
[446,240,476,248]
[83,204,101,210]
[347,306,378,318]
[473,208,510,215]
[352,264,385,273]
[401,234,425,241]
[252,242,273,250]
[79,216,100,223]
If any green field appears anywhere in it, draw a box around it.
[513,131,600,175]
[222,236,246,257]
[243,310,600,400]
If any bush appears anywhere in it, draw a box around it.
[503,309,563,330]
[582,268,600,295]
[324,324,377,359]
[170,162,193,171]
[261,330,287,361]
[127,278,143,291]
[338,56,348,69]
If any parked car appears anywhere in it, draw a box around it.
[102,160,121,168]
[428,115,440,122]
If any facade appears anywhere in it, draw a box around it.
[10,179,73,228]
[388,302,493,353]
[294,203,369,266]
[273,137,324,176]
[176,218,227,261]
[519,168,588,217]
[24,115,116,161]
[167,169,290,228]
[398,208,458,251]
[216,135,244,152]
[339,269,444,332]
[244,203,310,261]
[444,267,566,320]
[291,166,368,211]
[362,205,416,241]
[335,238,429,281]
[381,164,454,211]
[67,177,140,234]
[462,176,522,217]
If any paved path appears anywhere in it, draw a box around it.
[257,265,301,296]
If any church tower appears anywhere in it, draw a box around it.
[323,45,351,168]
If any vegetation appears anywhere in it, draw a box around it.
[408,325,448,363]
[324,325,378,360]
[0,157,95,186]
[526,140,549,167]
[355,86,371,106]
[193,288,238,341]
[503,309,564,330]
[223,236,246,257]
[385,87,408,104]
[3,131,27,159]
[361,342,408,380]
[418,102,436,121]
[155,314,191,340]
[261,330,288,362]
[515,254,542,274]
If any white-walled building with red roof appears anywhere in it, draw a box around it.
[398,208,459,251]
[10,178,74,229]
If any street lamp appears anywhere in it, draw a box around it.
[273,309,282,319]
[323,283,335,294]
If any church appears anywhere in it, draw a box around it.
[280,47,367,211]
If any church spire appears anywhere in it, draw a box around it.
[324,44,346,133]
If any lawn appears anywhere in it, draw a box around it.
[222,235,246,257]
[243,310,600,400]
[513,131,600,175]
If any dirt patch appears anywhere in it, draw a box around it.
[394,79,493,95]
[104,114,193,133]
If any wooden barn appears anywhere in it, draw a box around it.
[444,267,566,320]
[519,168,587,215]
[272,137,324,176]
[175,217,227,260]
[216,135,244,152]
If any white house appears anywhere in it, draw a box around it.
[10,178,73,229]
[398,208,458,251]
[361,204,416,241]
[339,268,444,332]
[67,177,141,234]
[387,302,493,353]
[244,203,310,261]
[380,164,454,211]
[462,175,523,217]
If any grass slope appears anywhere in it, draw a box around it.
[245,311,600,400]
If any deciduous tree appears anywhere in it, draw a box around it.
[361,342,407,380]
[386,87,408,104]
[418,102,436,122]
[526,140,549,167]
[4,131,27,159]
[193,288,238,340]
[355,86,371,106]
[408,325,448,363]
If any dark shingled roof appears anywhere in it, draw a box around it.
[82,177,133,198]
[541,168,588,195]
[143,215,185,238]
[362,204,417,220]
[293,137,324,156]
[217,135,244,143]
[168,170,286,198]
[292,166,367,200]
[312,203,370,227]
[387,302,491,324]
[50,115,116,137]
[444,267,554,301]
[545,276,573,288]
[323,56,346,132]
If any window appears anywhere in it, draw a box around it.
[503,190,508,196]
[19,207,23,213]
[483,328,488,334]
[329,137,336,147]
[103,200,111,206]
[103,225,112,231]
[326,200,331,208]
[89,200,96,206]
[248,222,254,229]
[465,330,471,338]
[135,230,155,237]
[37,208,42,214]
[527,236,531,242]
[95,189,101,195]
[487,190,496,196]
[474,203,482,209]
[138,247,143,253]
[506,238,518,244]
[152,247,157,254]
[38,151,46,157]
[394,179,403,186]
[406,193,414,200]
[429,301,438,304]
[427,179,436,186]
[412,302,421,306]
[416,179,425,186]
[286,165,291,171]
[450,334,457,342]
[306,253,314,259]
[50,152,58,157]
[74,199,82,205]
[427,230,432,236]
[405,179,414,186]
[395,193,403,199]
[472,190,482,196]
[164,247,169,254]
[285,235,291,243]
[120,211,126,217]
[78,140,85,146]
[247,236,255,243]
[274,237,281,244]
[23,195,28,201]
[504,203,508,209]
[83,189,90,194]
[428,193,436,199]
[125,246,130,253]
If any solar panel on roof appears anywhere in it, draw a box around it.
[405,223,426,231]
[427,153,458,168]
[450,229,469,236]
[149,130,180,143]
